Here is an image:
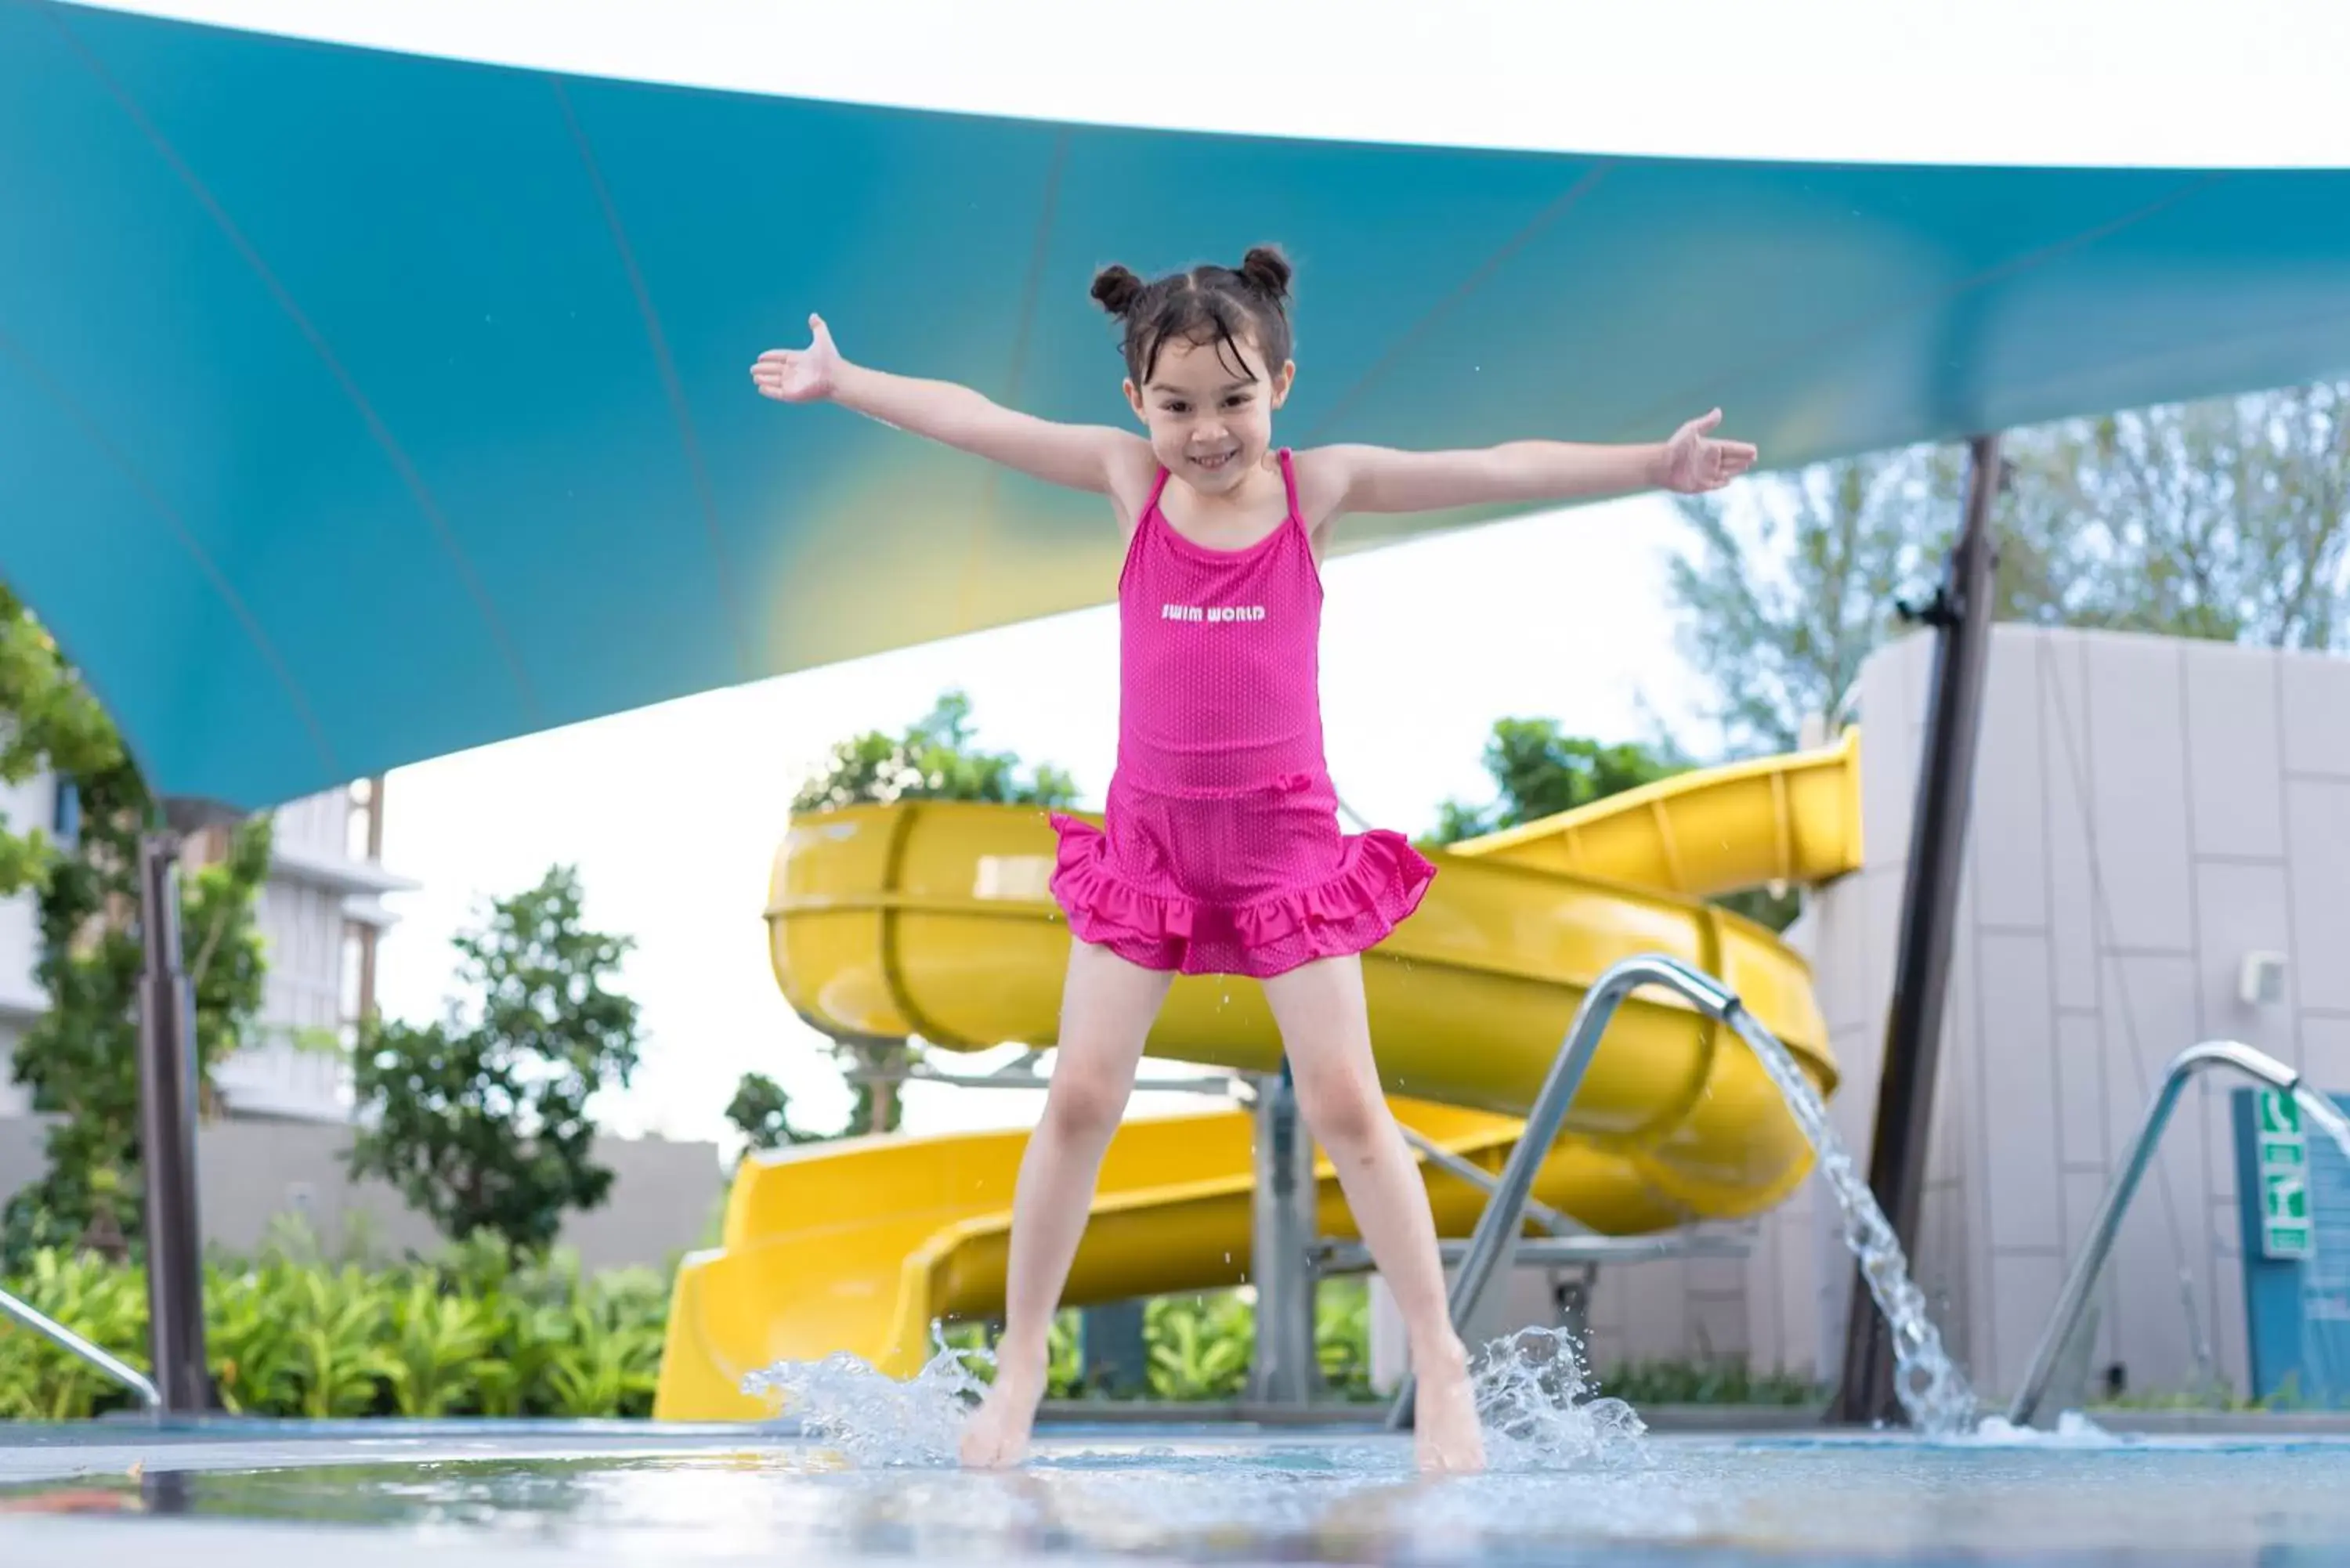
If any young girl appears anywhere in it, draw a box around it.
[750,247,1754,1474]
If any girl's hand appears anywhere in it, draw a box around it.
[1658,409,1758,493]
[750,315,843,403]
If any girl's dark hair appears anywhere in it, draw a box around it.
[1090,245,1294,385]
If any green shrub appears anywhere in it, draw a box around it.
[9,1240,1815,1420]
[1314,1277,1376,1400]
[1145,1292,1253,1400]
[0,1248,149,1419]
[0,1230,674,1422]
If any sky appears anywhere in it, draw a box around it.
[372,494,1716,1147]
[69,0,2350,170]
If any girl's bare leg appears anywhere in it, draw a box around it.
[960,940,1173,1468]
[1262,953,1485,1474]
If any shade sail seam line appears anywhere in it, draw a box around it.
[0,323,342,781]
[1300,161,1616,446]
[43,2,541,722]
[1607,171,2236,444]
[550,74,754,682]
[960,128,1073,638]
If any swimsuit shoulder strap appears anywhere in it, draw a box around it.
[1276,448,1307,536]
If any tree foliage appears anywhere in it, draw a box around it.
[1433,717,1795,930]
[1,585,273,1266]
[347,866,642,1254]
[1433,721,1689,845]
[792,690,1079,815]
[790,691,1078,1135]
[724,1071,821,1155]
[1666,383,2350,753]
[2021,388,2350,647]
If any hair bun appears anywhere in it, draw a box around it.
[1090,264,1146,316]
[1238,245,1292,301]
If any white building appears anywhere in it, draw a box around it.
[0,773,414,1123]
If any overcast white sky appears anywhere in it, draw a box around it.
[88,0,2349,1149]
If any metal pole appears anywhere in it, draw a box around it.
[354,774,386,1024]
[1387,953,1738,1429]
[2007,1042,2350,1427]
[1246,1060,1318,1406]
[1396,1124,1585,1238]
[0,1284,163,1411]
[136,828,211,1414]
[1076,1300,1149,1398]
[1831,432,2003,1426]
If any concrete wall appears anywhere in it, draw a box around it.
[1372,625,2350,1404]
[0,1115,723,1274]
[0,1112,50,1223]
[1756,623,2350,1402]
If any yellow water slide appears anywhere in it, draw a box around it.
[653,729,1863,1420]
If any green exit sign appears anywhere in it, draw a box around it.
[2258,1090,2315,1260]
[2265,1172,2309,1220]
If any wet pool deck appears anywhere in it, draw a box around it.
[0,1418,801,1487]
[8,1404,2350,1487]
[10,1414,2350,1568]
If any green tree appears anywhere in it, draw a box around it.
[1433,721,1688,844]
[793,691,1078,1133]
[2021,387,2350,646]
[793,690,1079,815]
[0,588,122,891]
[347,866,642,1254]
[1667,447,2068,757]
[1432,717,1798,931]
[1666,382,2350,754]
[1,586,274,1266]
[724,1071,819,1155]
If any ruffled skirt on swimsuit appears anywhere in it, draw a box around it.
[1046,772,1435,980]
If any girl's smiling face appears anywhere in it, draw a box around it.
[1126,333,1294,496]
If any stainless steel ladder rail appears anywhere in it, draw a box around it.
[2007,1039,2350,1428]
[1384,952,1747,1430]
[0,1281,163,1413]
[1395,1123,1588,1241]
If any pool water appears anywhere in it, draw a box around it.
[9,1419,2350,1566]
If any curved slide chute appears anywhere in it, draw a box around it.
[654,733,1861,1420]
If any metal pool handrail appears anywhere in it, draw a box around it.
[2007,1039,2350,1429]
[1,1282,163,1411]
[1385,952,1750,1431]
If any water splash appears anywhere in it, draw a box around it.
[742,1320,1647,1472]
[1959,1410,2121,1447]
[1728,1013,1977,1435]
[1472,1324,1649,1472]
[741,1326,992,1467]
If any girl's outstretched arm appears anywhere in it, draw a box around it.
[752,315,1152,497]
[1303,410,1756,520]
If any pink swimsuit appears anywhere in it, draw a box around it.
[1048,450,1436,978]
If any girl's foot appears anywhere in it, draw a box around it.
[959,1360,1045,1469]
[1412,1340,1487,1475]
